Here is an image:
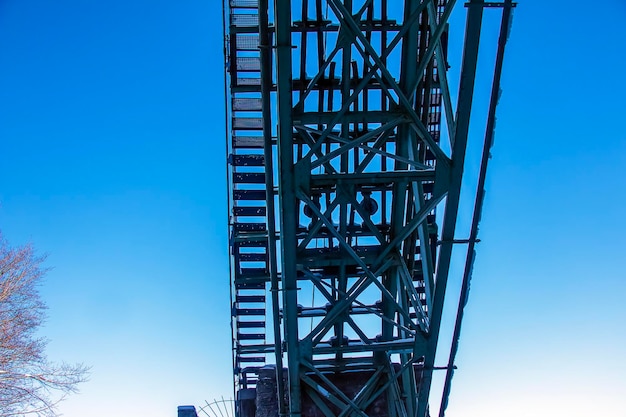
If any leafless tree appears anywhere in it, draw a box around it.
[0,236,89,417]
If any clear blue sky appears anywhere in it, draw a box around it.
[1,1,625,417]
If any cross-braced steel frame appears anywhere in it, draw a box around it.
[224,1,514,417]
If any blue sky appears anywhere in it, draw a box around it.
[1,1,625,417]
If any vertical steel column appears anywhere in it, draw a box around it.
[273,1,301,416]
[259,0,287,414]
[416,1,485,416]
[392,2,422,416]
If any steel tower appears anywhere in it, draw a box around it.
[223,1,514,416]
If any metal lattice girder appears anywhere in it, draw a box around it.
[272,1,456,415]
[224,0,514,416]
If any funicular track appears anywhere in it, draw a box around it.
[223,1,514,416]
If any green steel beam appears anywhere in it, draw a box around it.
[259,0,287,414]
[273,0,301,416]
[416,1,485,416]
[393,2,424,414]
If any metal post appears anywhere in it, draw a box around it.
[416,1,485,416]
[259,0,287,415]
[273,1,301,416]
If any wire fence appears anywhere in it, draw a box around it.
[197,398,234,417]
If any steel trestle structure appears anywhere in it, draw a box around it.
[223,1,514,417]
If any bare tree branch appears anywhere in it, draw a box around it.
[0,235,89,416]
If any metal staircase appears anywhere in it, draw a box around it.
[226,0,271,392]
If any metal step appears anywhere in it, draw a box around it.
[238,267,268,278]
[235,57,261,72]
[233,97,262,111]
[234,239,268,248]
[233,117,264,130]
[233,173,266,184]
[233,189,266,200]
[235,77,262,87]
[235,308,266,316]
[240,366,263,375]
[238,333,265,340]
[234,223,267,232]
[428,112,441,125]
[230,0,258,7]
[235,343,276,354]
[233,206,266,216]
[234,34,260,51]
[240,378,258,386]
[236,295,266,303]
[236,356,265,363]
[237,252,267,262]
[429,93,442,106]
[231,232,268,243]
[230,154,265,166]
[238,322,266,331]
[235,280,266,290]
[233,135,264,148]
[230,14,259,28]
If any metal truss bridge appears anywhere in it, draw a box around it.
[223,1,514,416]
